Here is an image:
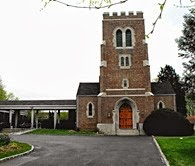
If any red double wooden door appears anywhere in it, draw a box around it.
[119,103,132,129]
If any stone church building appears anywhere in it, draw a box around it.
[76,12,176,135]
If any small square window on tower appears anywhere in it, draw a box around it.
[122,79,129,89]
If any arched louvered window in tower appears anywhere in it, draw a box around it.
[125,29,132,47]
[116,29,123,47]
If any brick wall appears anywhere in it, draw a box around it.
[77,96,98,130]
[98,95,154,124]
[100,12,151,93]
[154,95,176,111]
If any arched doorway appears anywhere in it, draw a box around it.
[119,103,132,129]
[114,97,140,134]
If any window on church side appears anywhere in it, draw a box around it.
[116,30,122,47]
[125,29,132,47]
[159,102,163,109]
[157,101,165,109]
[86,102,95,118]
[88,103,93,116]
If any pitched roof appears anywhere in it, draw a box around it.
[77,83,100,96]
[77,82,175,96]
[0,100,76,106]
[151,81,175,95]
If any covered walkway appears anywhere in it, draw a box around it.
[0,100,76,129]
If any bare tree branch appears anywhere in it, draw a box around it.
[146,0,167,38]
[41,0,195,38]
[50,0,128,9]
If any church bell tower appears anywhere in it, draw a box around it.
[100,11,151,93]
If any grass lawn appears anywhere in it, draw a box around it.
[0,141,32,159]
[27,129,97,136]
[156,136,195,166]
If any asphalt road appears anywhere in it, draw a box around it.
[1,135,165,166]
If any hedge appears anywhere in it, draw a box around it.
[143,108,194,136]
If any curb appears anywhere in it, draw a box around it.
[152,136,170,166]
[10,129,37,136]
[0,144,34,163]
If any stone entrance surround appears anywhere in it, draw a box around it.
[97,97,143,135]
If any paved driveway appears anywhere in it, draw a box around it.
[2,135,165,166]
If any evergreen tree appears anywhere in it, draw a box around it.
[176,9,195,100]
[157,65,187,115]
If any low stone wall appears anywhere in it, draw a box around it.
[97,123,115,135]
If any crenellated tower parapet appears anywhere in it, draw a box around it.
[103,11,143,20]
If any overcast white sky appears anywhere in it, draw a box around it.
[0,0,190,100]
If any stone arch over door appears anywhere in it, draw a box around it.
[114,97,139,131]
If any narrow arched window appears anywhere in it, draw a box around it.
[116,29,122,47]
[126,57,129,66]
[88,103,93,116]
[126,29,132,47]
[86,102,95,118]
[159,102,163,109]
[121,57,124,66]
[157,101,165,109]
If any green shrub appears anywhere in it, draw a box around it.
[0,134,10,147]
[143,108,194,136]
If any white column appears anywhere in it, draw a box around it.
[54,110,57,129]
[9,110,13,128]
[57,110,60,124]
[35,110,39,129]
[31,109,34,129]
[112,110,117,135]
